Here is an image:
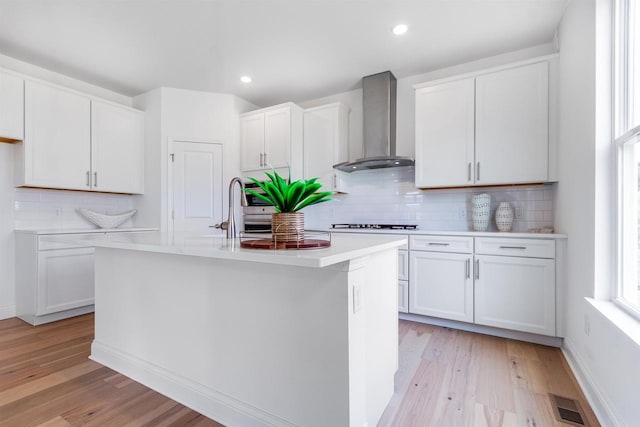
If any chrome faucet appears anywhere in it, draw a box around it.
[221,177,248,239]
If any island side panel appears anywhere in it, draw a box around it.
[91,247,355,427]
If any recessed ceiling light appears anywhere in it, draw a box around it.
[392,24,408,35]
[240,75,252,83]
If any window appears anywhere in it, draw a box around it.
[616,0,640,315]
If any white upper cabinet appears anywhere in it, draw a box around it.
[16,80,145,194]
[414,60,551,188]
[241,113,265,172]
[264,107,292,170]
[303,102,349,191]
[0,71,24,142]
[240,103,303,180]
[20,80,91,191]
[475,61,549,185]
[415,79,475,188]
[91,100,145,194]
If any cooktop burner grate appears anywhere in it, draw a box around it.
[331,224,418,230]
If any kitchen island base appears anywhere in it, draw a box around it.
[90,245,399,427]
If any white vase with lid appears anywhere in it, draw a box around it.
[495,202,514,232]
[471,194,491,231]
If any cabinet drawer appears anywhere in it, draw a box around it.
[475,238,555,259]
[38,234,95,251]
[410,235,473,254]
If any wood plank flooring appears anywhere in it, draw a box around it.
[0,314,599,427]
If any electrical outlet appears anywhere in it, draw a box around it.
[584,314,590,336]
[458,207,467,219]
[353,283,362,314]
[515,207,523,219]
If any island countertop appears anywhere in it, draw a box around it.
[54,231,407,268]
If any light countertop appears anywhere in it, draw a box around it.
[326,228,566,239]
[15,227,158,235]
[53,231,408,268]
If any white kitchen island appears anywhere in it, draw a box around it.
[66,231,406,427]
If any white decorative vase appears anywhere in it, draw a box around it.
[471,194,491,231]
[495,202,514,232]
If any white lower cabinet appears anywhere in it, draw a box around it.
[409,251,474,323]
[474,254,555,336]
[37,248,95,315]
[398,280,409,314]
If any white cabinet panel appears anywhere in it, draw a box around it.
[303,103,349,191]
[398,249,409,281]
[410,235,474,254]
[409,251,473,322]
[37,247,95,315]
[474,254,555,336]
[398,280,408,314]
[91,100,144,194]
[264,107,291,169]
[475,237,555,259]
[415,78,475,188]
[475,62,549,185]
[22,80,91,190]
[241,113,265,172]
[0,71,24,141]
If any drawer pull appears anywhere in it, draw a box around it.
[428,242,450,246]
[499,246,527,250]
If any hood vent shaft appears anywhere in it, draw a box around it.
[334,71,414,172]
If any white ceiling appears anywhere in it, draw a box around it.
[0,0,568,106]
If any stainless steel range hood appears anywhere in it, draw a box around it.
[333,71,414,172]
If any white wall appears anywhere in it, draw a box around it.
[556,1,640,426]
[133,87,257,231]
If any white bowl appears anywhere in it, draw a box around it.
[78,208,137,229]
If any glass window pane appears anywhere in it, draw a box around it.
[621,143,640,307]
[632,0,640,130]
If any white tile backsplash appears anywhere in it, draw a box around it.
[305,167,555,232]
[14,188,135,229]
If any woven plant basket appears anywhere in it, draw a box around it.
[272,212,304,243]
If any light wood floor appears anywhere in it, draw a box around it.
[0,314,598,427]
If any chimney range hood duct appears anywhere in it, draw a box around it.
[333,71,414,172]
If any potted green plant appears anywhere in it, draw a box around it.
[244,170,333,242]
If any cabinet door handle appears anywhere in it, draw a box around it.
[263,153,267,166]
[86,171,90,187]
[259,153,264,167]
[499,246,527,250]
[467,163,471,182]
[476,162,480,181]
[93,172,98,187]
[465,258,470,279]
[428,242,450,246]
[333,173,337,189]
[475,259,479,280]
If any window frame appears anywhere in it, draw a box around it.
[614,0,640,319]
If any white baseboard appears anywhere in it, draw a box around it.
[0,304,15,320]
[562,338,620,427]
[90,340,296,427]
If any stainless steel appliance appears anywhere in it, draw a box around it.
[333,71,414,172]
[331,223,418,230]
[243,182,274,233]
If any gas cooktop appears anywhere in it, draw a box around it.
[331,224,418,230]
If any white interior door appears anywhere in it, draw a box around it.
[171,141,223,233]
